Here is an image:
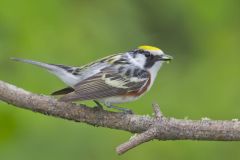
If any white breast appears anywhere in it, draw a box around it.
[147,61,163,91]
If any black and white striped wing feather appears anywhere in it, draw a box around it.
[59,67,150,102]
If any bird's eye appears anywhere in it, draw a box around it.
[144,52,151,57]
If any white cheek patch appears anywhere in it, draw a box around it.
[127,53,145,69]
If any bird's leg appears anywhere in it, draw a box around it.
[104,103,133,114]
[93,100,104,109]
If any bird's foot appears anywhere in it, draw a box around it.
[93,101,133,114]
[105,104,133,114]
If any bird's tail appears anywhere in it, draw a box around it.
[51,87,74,95]
[11,57,59,72]
[11,57,78,86]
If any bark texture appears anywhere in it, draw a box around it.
[0,80,239,155]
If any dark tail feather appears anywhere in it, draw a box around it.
[51,87,75,95]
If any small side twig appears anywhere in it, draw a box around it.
[116,127,157,155]
[116,104,164,155]
[152,103,163,119]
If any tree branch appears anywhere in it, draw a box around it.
[0,80,240,155]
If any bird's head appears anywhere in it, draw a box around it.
[128,45,173,70]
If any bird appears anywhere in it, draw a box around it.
[11,45,172,113]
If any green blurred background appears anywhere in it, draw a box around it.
[0,0,240,159]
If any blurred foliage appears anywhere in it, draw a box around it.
[0,0,240,159]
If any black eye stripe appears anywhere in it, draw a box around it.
[144,55,161,68]
[144,52,151,57]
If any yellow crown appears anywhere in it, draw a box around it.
[138,45,161,51]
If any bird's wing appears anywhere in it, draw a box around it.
[59,67,150,102]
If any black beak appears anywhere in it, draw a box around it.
[157,54,173,61]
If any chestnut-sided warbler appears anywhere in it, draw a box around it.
[12,45,172,113]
